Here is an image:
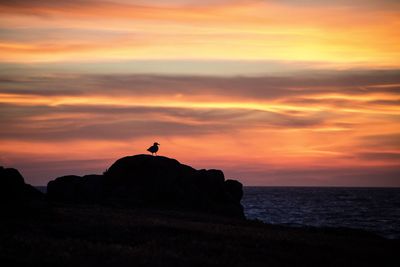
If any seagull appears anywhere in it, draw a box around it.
[147,142,160,156]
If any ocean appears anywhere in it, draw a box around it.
[242,187,400,239]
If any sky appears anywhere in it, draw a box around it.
[0,0,399,186]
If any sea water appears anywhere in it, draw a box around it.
[242,187,400,239]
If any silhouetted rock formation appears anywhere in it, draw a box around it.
[47,155,244,218]
[47,174,105,203]
[0,166,44,213]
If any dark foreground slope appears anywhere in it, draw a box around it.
[1,159,399,266]
[1,204,399,267]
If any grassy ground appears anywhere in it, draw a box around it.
[1,204,399,267]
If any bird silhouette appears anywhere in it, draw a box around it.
[147,142,160,156]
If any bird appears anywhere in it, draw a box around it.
[147,142,160,156]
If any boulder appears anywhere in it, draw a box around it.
[0,166,44,213]
[225,179,244,202]
[47,174,104,203]
[47,155,245,218]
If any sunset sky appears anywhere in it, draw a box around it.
[1,0,399,186]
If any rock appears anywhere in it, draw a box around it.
[47,155,245,218]
[0,166,44,213]
[225,179,244,202]
[47,174,104,203]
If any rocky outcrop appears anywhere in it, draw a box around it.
[47,174,104,203]
[47,155,244,218]
[0,166,44,213]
